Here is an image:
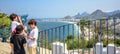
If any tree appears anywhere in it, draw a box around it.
[95,19,113,42]
[78,19,93,37]
[0,13,11,42]
[0,13,11,28]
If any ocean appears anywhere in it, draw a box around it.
[26,19,81,41]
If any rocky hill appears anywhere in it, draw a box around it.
[88,9,108,20]
[73,9,120,19]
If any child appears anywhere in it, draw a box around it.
[27,19,38,54]
[10,25,27,54]
[9,13,28,36]
[9,13,23,32]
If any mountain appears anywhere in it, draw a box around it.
[88,9,108,19]
[81,12,89,18]
[64,15,72,19]
[110,13,120,18]
[73,9,120,19]
[74,13,81,19]
[74,12,89,19]
[107,10,120,16]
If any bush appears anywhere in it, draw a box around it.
[87,38,98,48]
[66,36,88,50]
[0,13,11,28]
[0,27,11,38]
[115,38,120,47]
[0,13,11,38]
[102,38,114,47]
[39,35,120,50]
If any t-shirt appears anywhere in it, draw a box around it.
[10,35,26,54]
[11,21,20,32]
[27,27,38,47]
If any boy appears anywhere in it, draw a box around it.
[27,19,38,54]
[10,25,27,54]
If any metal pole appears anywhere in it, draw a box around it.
[113,18,116,54]
[88,20,90,54]
[106,19,108,54]
[78,23,80,54]
[72,24,75,54]
[100,20,102,54]
[93,20,96,54]
[63,25,65,53]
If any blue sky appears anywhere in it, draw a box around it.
[0,0,120,18]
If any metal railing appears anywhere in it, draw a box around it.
[37,18,120,54]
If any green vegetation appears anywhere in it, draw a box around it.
[115,38,120,47]
[0,13,11,28]
[0,27,11,38]
[0,13,11,38]
[65,35,120,50]
[66,35,88,50]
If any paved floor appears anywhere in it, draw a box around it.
[0,41,93,54]
[0,41,52,54]
[0,42,11,54]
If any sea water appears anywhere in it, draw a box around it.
[26,19,81,41]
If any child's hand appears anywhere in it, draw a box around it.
[27,36,32,39]
[27,36,35,40]
[17,16,23,25]
[17,16,21,20]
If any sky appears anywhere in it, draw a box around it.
[0,0,120,18]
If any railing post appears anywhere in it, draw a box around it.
[51,29,53,54]
[48,30,50,54]
[95,43,103,54]
[37,32,40,54]
[108,44,116,54]
[88,20,90,54]
[113,17,116,54]
[45,30,47,54]
[94,20,96,54]
[67,24,70,54]
[72,24,75,54]
[52,42,67,54]
[100,19,103,54]
[77,23,80,54]
[106,19,108,54]
[41,31,43,54]
[59,26,61,54]
[55,28,57,54]
[81,22,84,54]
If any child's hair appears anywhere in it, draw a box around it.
[9,13,18,21]
[15,25,24,34]
[28,19,37,26]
